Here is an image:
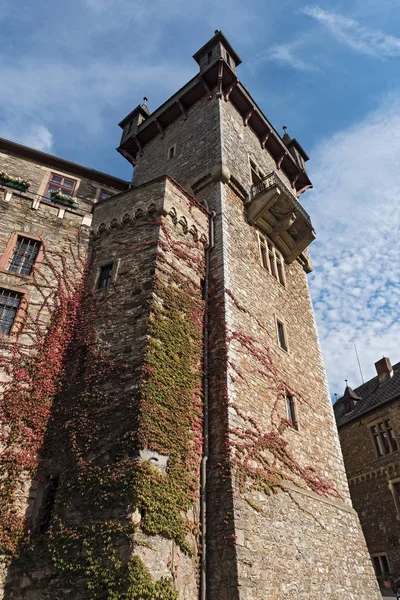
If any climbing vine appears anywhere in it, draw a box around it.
[0,183,340,598]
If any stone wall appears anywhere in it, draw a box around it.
[0,150,125,214]
[339,400,400,580]
[2,176,209,599]
[132,94,221,193]
[0,150,125,598]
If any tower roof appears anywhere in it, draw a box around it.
[192,30,242,67]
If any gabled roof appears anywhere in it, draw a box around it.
[334,361,400,428]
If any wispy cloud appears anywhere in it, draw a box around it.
[0,125,54,153]
[307,95,400,396]
[302,5,400,57]
[258,40,317,71]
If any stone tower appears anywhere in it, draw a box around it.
[0,32,381,600]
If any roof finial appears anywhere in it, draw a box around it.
[282,125,291,144]
[143,97,148,105]
[334,393,338,402]
[215,29,221,35]
[345,379,348,386]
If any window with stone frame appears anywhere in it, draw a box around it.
[370,419,398,457]
[258,234,286,286]
[250,159,265,186]
[97,263,113,289]
[8,235,41,276]
[0,288,22,335]
[286,394,298,430]
[45,173,76,199]
[276,319,288,352]
[372,554,390,578]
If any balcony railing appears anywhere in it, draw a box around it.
[251,171,313,229]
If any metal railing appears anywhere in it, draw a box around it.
[250,171,313,228]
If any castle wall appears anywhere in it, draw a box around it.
[0,150,123,213]
[339,400,400,580]
[132,94,221,193]
[2,177,209,599]
[0,187,92,598]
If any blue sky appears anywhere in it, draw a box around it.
[2,0,400,396]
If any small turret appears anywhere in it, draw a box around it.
[118,97,150,147]
[281,125,309,172]
[193,29,242,74]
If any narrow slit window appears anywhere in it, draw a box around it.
[207,50,212,64]
[168,145,176,160]
[277,319,288,352]
[0,288,22,335]
[38,475,59,534]
[98,263,113,289]
[259,239,268,270]
[8,236,40,276]
[286,395,297,429]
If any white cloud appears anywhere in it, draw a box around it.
[258,40,317,71]
[302,5,400,57]
[0,58,192,138]
[0,124,53,153]
[306,94,400,396]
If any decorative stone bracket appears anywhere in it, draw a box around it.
[246,171,315,263]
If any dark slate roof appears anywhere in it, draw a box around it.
[334,361,400,428]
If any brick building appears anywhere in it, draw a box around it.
[0,31,381,599]
[334,356,400,588]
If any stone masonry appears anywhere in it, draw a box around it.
[0,30,382,600]
[334,358,400,588]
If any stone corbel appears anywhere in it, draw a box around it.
[211,162,231,184]
[270,212,297,239]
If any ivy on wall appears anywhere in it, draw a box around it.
[0,193,340,598]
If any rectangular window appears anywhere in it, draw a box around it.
[277,319,288,352]
[45,173,76,199]
[286,395,298,429]
[0,288,22,335]
[8,236,41,276]
[371,420,398,456]
[372,554,389,578]
[168,145,176,160]
[98,263,113,289]
[250,159,264,185]
[38,475,59,534]
[259,235,285,286]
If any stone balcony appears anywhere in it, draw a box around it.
[246,171,315,264]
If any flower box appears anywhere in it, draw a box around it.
[49,192,79,209]
[0,173,30,193]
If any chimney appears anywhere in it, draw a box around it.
[375,357,393,383]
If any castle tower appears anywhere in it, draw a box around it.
[116,30,381,599]
[0,32,381,600]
